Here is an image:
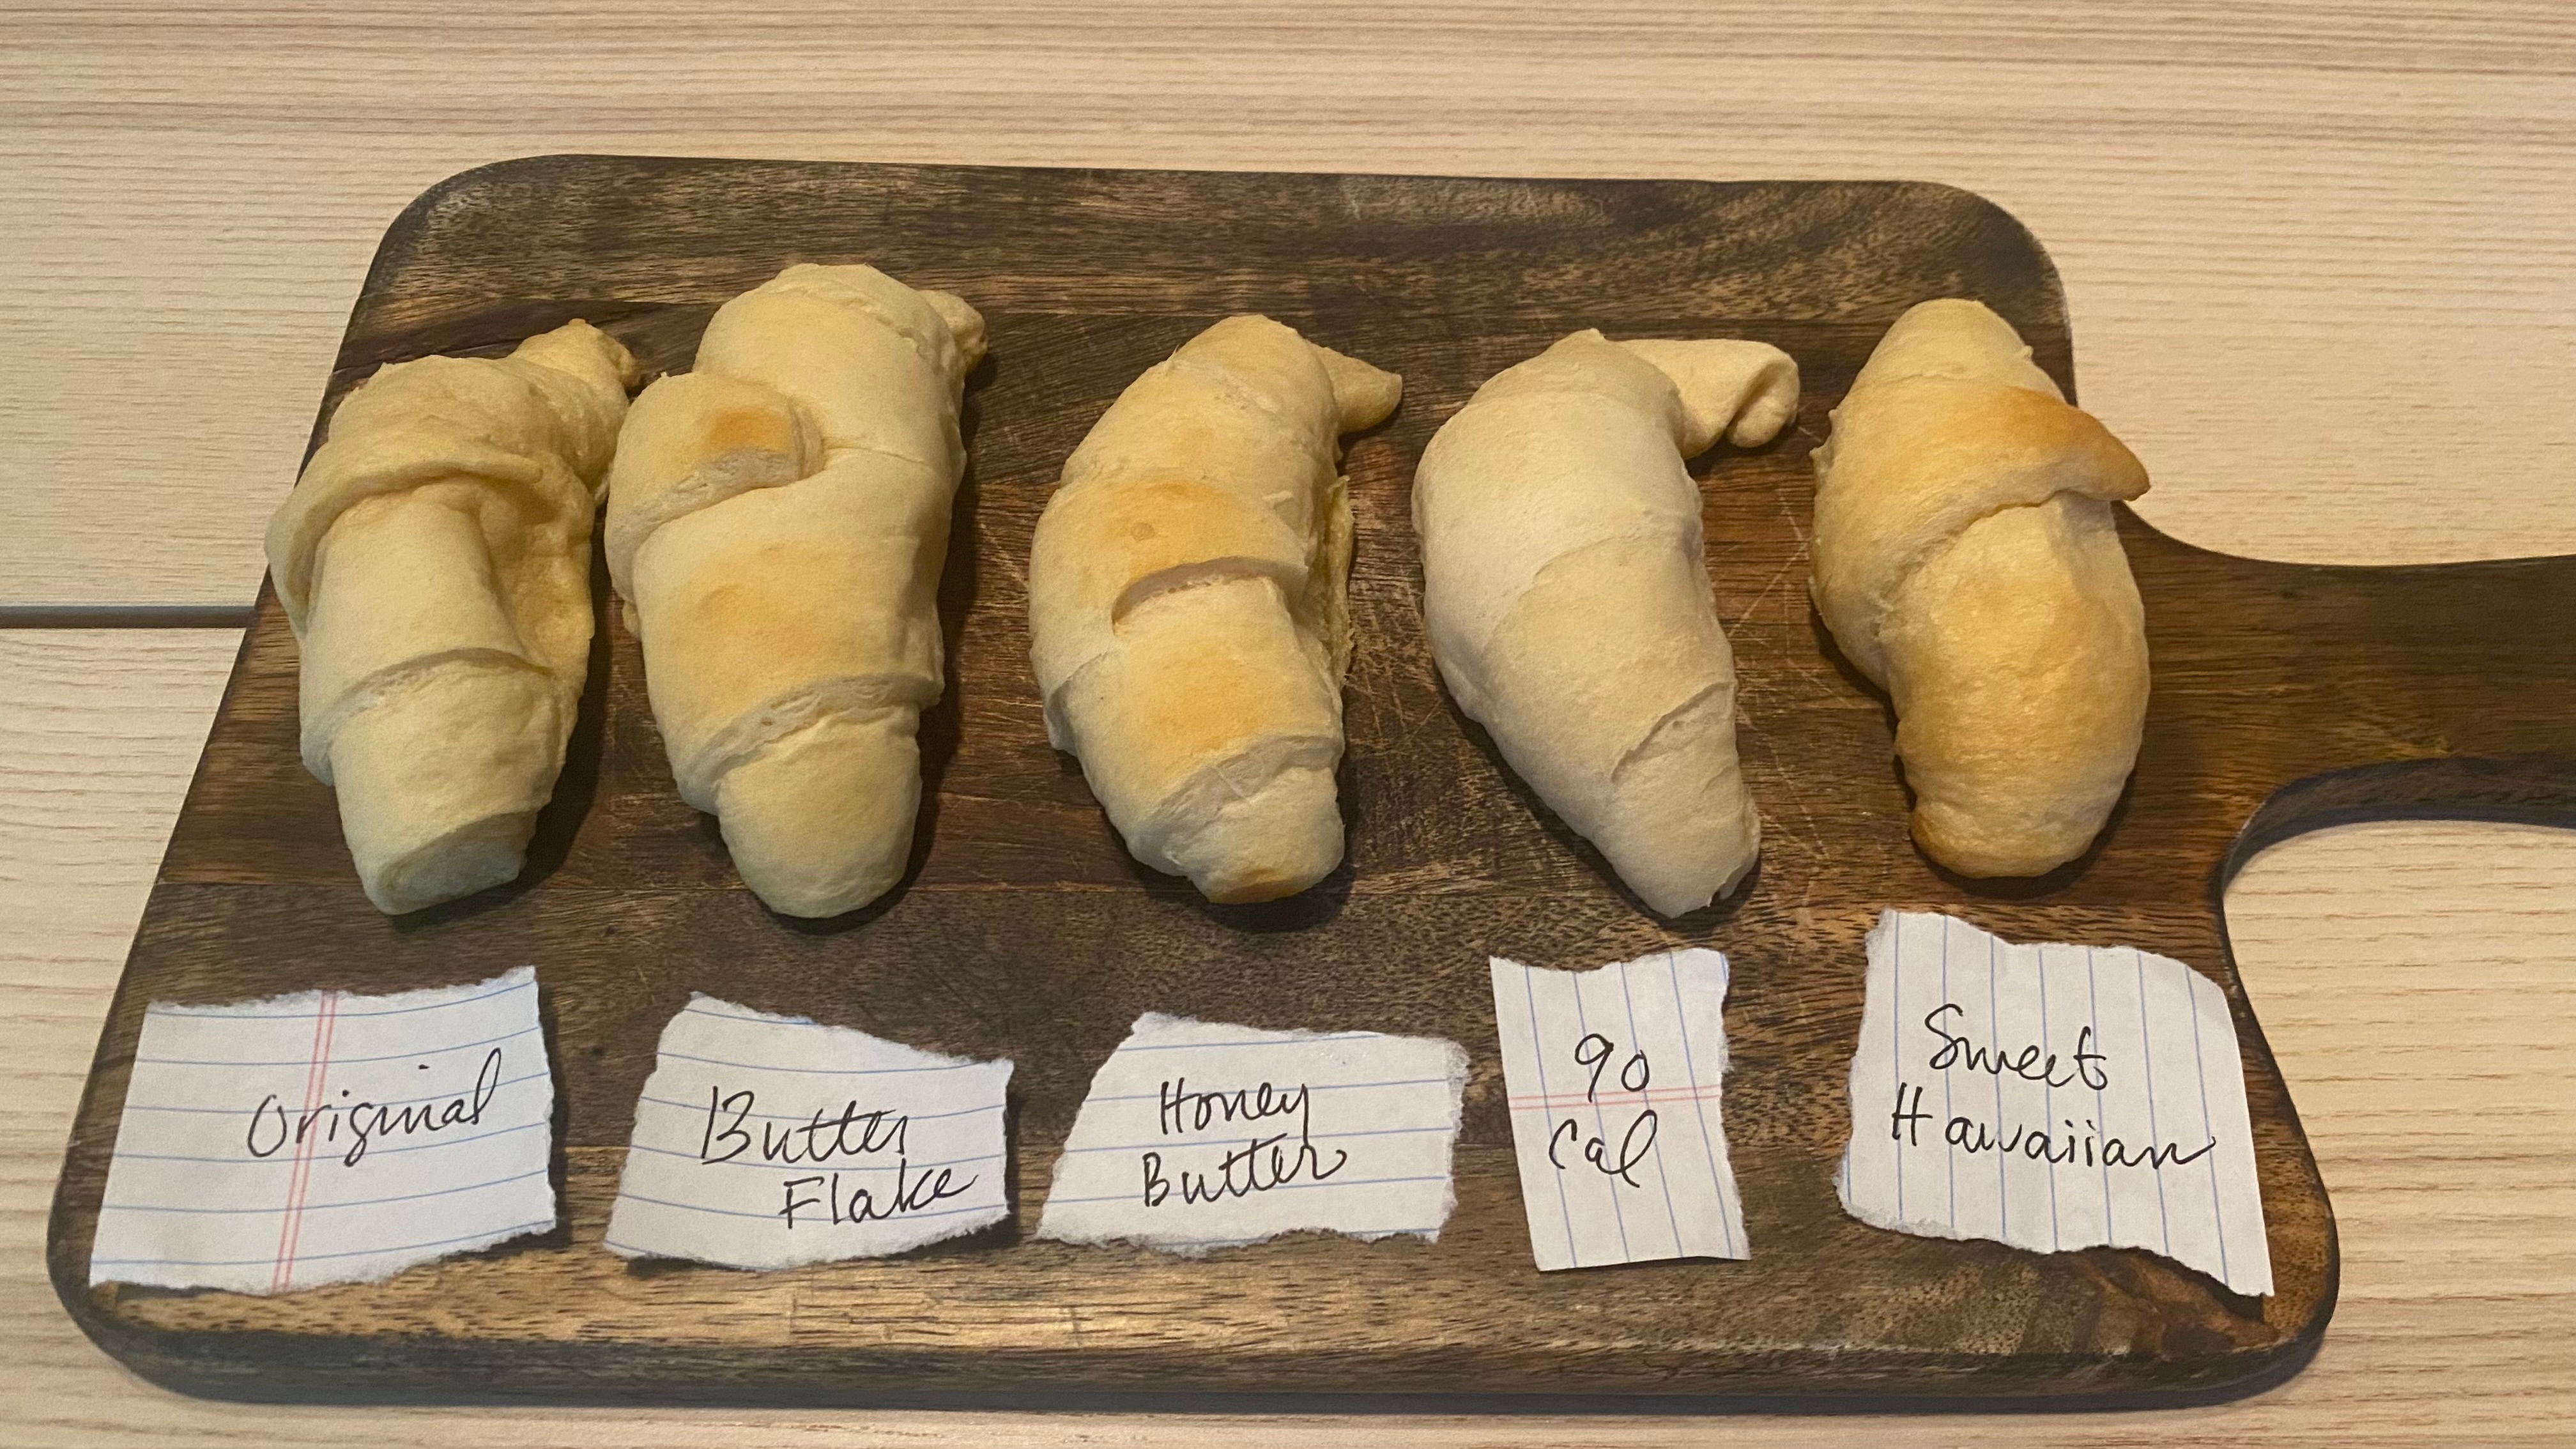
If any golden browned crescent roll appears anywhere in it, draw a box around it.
[265,319,638,915]
[1811,298,2151,877]
[606,264,985,917]
[1028,316,1401,903]
[1414,330,1800,916]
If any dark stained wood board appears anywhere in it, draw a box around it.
[47,157,2576,1409]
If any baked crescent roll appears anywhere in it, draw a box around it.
[1414,330,1798,914]
[606,264,985,917]
[266,319,638,915]
[1028,316,1402,903]
[1811,298,2151,877]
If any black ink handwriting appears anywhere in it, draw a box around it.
[243,1046,503,1167]
[1158,1077,1308,1137]
[1922,1004,2110,1091]
[1571,1032,1651,1103]
[777,1162,978,1229]
[1891,1078,2217,1170]
[1548,1109,1660,1188]
[699,1087,910,1167]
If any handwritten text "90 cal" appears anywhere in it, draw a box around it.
[1549,1033,1659,1188]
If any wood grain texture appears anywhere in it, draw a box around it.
[9,3,2575,1437]
[0,634,233,1149]
[5,636,2570,1442]
[33,159,2574,1408]
[3,1,2573,607]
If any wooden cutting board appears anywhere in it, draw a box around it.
[47,157,2576,1409]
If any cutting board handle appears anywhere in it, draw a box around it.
[2225,754,2576,885]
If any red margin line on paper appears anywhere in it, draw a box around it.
[270,991,341,1291]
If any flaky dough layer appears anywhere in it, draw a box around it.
[606,264,985,917]
[1028,316,1400,903]
[1415,330,1798,915]
[1811,299,2150,877]
[266,319,638,914]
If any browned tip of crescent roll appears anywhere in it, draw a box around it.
[1811,299,2150,878]
[1027,315,1400,903]
[606,263,984,918]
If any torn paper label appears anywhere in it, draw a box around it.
[1837,911,2273,1296]
[1036,1013,1468,1253]
[604,997,1013,1268]
[1492,949,1750,1270]
[90,966,556,1294]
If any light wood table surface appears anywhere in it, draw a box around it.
[2,2,2569,1444]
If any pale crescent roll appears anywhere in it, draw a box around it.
[266,319,637,914]
[1414,329,1799,914]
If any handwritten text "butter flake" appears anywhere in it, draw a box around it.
[606,999,1011,1269]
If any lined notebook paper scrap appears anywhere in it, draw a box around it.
[89,966,555,1294]
[1036,1013,1469,1253]
[604,997,1013,1268]
[1837,910,2273,1296]
[1492,949,1750,1271]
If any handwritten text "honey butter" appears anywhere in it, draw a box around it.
[1142,1077,1348,1206]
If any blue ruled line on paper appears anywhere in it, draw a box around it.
[2086,946,2112,1237]
[1094,1032,1387,1052]
[618,1192,1000,1223]
[1617,956,1685,1259]
[148,976,533,1021]
[1988,929,2006,1239]
[93,1219,553,1269]
[1570,967,1632,1262]
[108,1119,547,1165]
[624,1142,1004,1173]
[2135,947,2174,1256]
[1941,918,1955,1231]
[134,1022,542,1069]
[655,1050,995,1077]
[638,1095,1004,1124]
[675,1002,817,1028]
[120,1069,553,1115]
[1524,964,1580,1269]
[1043,1173,1451,1207]
[1085,1077,1450,1106]
[101,1167,548,1216]
[1664,950,1738,1259]
[1892,916,1905,1220]
[2038,945,2061,1252]
[1055,1123,1454,1155]
[2183,969,2233,1285]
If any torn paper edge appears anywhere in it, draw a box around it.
[93,966,557,1292]
[1491,949,1752,1268]
[603,995,1015,1266]
[138,963,538,1023]
[1832,909,2274,1296]
[1034,1011,1471,1255]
